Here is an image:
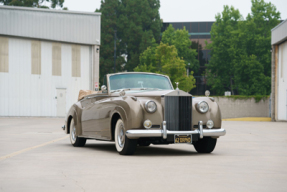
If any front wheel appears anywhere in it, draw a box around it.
[114,119,137,155]
[70,119,86,147]
[193,137,217,153]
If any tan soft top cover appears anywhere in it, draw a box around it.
[78,90,99,101]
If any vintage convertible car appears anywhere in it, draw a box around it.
[62,72,226,155]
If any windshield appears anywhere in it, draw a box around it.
[109,74,173,91]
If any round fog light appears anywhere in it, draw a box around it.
[207,120,214,129]
[143,120,152,129]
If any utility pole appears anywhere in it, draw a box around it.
[187,63,190,76]
[114,30,117,73]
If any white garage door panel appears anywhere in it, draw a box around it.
[0,36,91,117]
[277,41,287,120]
[0,73,9,116]
[8,38,31,116]
[56,88,66,117]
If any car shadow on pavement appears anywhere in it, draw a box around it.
[68,143,212,156]
[83,143,117,153]
[135,146,200,156]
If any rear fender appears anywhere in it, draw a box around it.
[66,104,83,136]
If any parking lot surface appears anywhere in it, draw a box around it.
[0,117,286,192]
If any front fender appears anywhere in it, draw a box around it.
[109,96,144,131]
[192,97,222,128]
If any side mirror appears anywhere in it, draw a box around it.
[119,89,126,97]
[101,85,107,91]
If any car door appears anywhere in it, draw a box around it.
[81,96,113,139]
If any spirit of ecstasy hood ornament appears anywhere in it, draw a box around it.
[175,82,179,90]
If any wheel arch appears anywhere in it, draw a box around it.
[65,105,82,135]
[110,112,122,141]
[67,115,73,134]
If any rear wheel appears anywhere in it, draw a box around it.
[70,119,86,147]
[114,119,137,155]
[193,137,217,153]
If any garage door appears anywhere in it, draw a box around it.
[278,41,287,120]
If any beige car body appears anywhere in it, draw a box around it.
[63,72,223,142]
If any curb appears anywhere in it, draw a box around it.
[222,117,271,122]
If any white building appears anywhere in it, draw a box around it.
[0,6,101,117]
[271,19,287,121]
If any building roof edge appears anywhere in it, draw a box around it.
[0,5,101,16]
[271,19,287,32]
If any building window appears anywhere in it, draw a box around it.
[31,41,41,74]
[72,45,81,77]
[0,37,9,73]
[52,43,61,76]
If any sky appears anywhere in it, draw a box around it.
[62,0,287,22]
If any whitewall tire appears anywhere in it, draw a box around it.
[70,119,86,147]
[114,119,137,155]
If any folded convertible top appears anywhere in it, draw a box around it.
[78,90,98,101]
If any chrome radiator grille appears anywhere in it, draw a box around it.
[164,96,192,131]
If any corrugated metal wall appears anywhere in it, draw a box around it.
[0,36,90,116]
[0,6,101,45]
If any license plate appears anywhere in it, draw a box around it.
[174,135,192,144]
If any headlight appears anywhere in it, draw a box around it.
[143,119,152,129]
[196,101,209,113]
[145,100,157,113]
[207,120,214,129]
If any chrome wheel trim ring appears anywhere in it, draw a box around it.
[71,126,76,141]
[70,120,76,144]
[117,123,125,148]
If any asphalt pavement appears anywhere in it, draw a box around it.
[0,117,286,192]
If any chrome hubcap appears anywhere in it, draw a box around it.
[71,126,76,141]
[117,124,125,148]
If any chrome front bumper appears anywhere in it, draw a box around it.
[126,121,226,139]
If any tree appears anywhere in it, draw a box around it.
[96,0,162,82]
[234,55,270,95]
[206,5,242,95]
[244,0,280,77]
[206,0,280,95]
[161,24,199,73]
[96,0,125,83]
[119,0,162,71]
[134,42,196,92]
[0,0,64,8]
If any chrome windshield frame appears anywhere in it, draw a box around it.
[106,72,174,95]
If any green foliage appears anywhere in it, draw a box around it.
[161,24,199,73]
[234,55,270,95]
[95,0,125,83]
[0,0,64,8]
[206,5,242,95]
[245,0,280,77]
[135,25,198,92]
[207,0,280,96]
[134,42,196,92]
[97,0,162,82]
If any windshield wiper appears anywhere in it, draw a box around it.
[141,88,162,90]
[111,88,131,93]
